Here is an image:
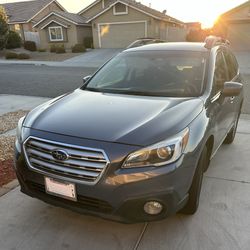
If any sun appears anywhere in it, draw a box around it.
[201,18,217,29]
[200,10,221,28]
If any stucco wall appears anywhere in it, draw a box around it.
[223,5,250,20]
[76,26,92,44]
[91,5,186,48]
[91,6,152,48]
[79,1,103,18]
[9,22,35,40]
[38,22,78,49]
[32,2,64,23]
[227,22,250,51]
[218,4,250,51]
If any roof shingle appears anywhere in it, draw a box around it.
[81,0,183,24]
[53,11,88,25]
[1,0,52,23]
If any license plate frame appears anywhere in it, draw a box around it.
[44,177,77,201]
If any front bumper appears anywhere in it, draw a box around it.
[14,130,198,223]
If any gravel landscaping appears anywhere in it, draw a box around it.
[0,48,85,61]
[0,110,29,186]
[0,110,28,134]
[0,136,16,186]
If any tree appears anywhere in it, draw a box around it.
[0,6,8,50]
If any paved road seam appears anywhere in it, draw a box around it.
[133,222,148,250]
[204,175,250,184]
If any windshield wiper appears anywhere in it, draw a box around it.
[85,87,103,92]
[85,87,184,97]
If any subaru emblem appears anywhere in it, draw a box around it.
[51,149,69,161]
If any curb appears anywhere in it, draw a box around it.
[0,179,19,197]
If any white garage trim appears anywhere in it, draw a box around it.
[97,20,148,48]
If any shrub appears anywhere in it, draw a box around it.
[72,44,86,53]
[38,48,46,52]
[6,30,22,49]
[5,52,18,59]
[24,41,37,51]
[18,53,30,59]
[55,45,66,54]
[50,45,57,52]
[0,6,8,50]
[84,37,93,48]
[50,44,66,53]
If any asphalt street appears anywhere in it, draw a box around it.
[0,64,97,97]
[0,63,249,113]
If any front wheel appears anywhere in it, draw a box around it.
[180,146,208,215]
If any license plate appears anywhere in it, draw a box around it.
[45,177,77,201]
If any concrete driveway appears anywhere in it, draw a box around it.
[0,95,250,250]
[61,49,122,68]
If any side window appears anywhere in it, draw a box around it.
[223,50,238,80]
[213,52,228,94]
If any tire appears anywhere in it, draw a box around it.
[180,146,208,215]
[224,111,240,144]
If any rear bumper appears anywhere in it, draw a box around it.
[14,135,198,223]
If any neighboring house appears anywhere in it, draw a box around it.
[33,11,92,49]
[186,22,202,32]
[1,0,66,44]
[2,0,187,50]
[216,1,250,50]
[78,0,187,48]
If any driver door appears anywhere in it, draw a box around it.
[210,50,232,148]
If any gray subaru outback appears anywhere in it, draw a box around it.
[14,37,243,223]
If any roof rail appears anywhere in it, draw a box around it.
[204,36,230,49]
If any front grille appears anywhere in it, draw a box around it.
[24,137,109,184]
[26,181,113,213]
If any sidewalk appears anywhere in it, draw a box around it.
[0,49,121,68]
[0,59,67,67]
[0,94,50,116]
[0,95,250,250]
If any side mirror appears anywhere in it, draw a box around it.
[83,75,92,84]
[222,82,243,97]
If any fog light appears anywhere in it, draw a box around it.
[144,201,163,215]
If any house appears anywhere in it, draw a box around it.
[186,22,202,32]
[2,0,187,50]
[215,1,250,50]
[78,0,186,48]
[1,0,66,44]
[33,11,92,50]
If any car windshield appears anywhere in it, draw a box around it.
[84,51,207,97]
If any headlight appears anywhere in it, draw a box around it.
[16,116,25,143]
[122,128,189,168]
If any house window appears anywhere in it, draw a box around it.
[49,26,63,41]
[113,3,128,15]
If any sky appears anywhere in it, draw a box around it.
[0,0,247,27]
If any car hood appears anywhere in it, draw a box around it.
[24,89,204,146]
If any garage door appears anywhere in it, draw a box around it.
[99,22,146,48]
[227,23,250,51]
